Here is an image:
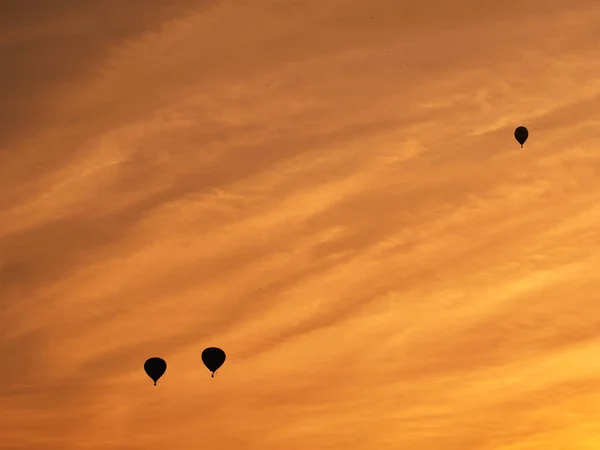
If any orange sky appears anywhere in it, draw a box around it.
[2,1,600,448]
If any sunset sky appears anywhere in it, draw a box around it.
[2,1,600,448]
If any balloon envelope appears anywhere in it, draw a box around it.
[514,126,528,147]
[202,347,226,377]
[144,357,167,386]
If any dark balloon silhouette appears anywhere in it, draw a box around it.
[514,126,529,148]
[144,357,167,386]
[202,347,226,378]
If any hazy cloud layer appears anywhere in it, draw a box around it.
[2,1,600,449]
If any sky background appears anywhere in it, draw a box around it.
[2,1,600,448]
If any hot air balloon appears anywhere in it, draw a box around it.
[514,126,528,148]
[202,347,226,378]
[144,357,167,386]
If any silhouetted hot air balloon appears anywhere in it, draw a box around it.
[514,126,528,148]
[144,357,167,386]
[202,347,226,378]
